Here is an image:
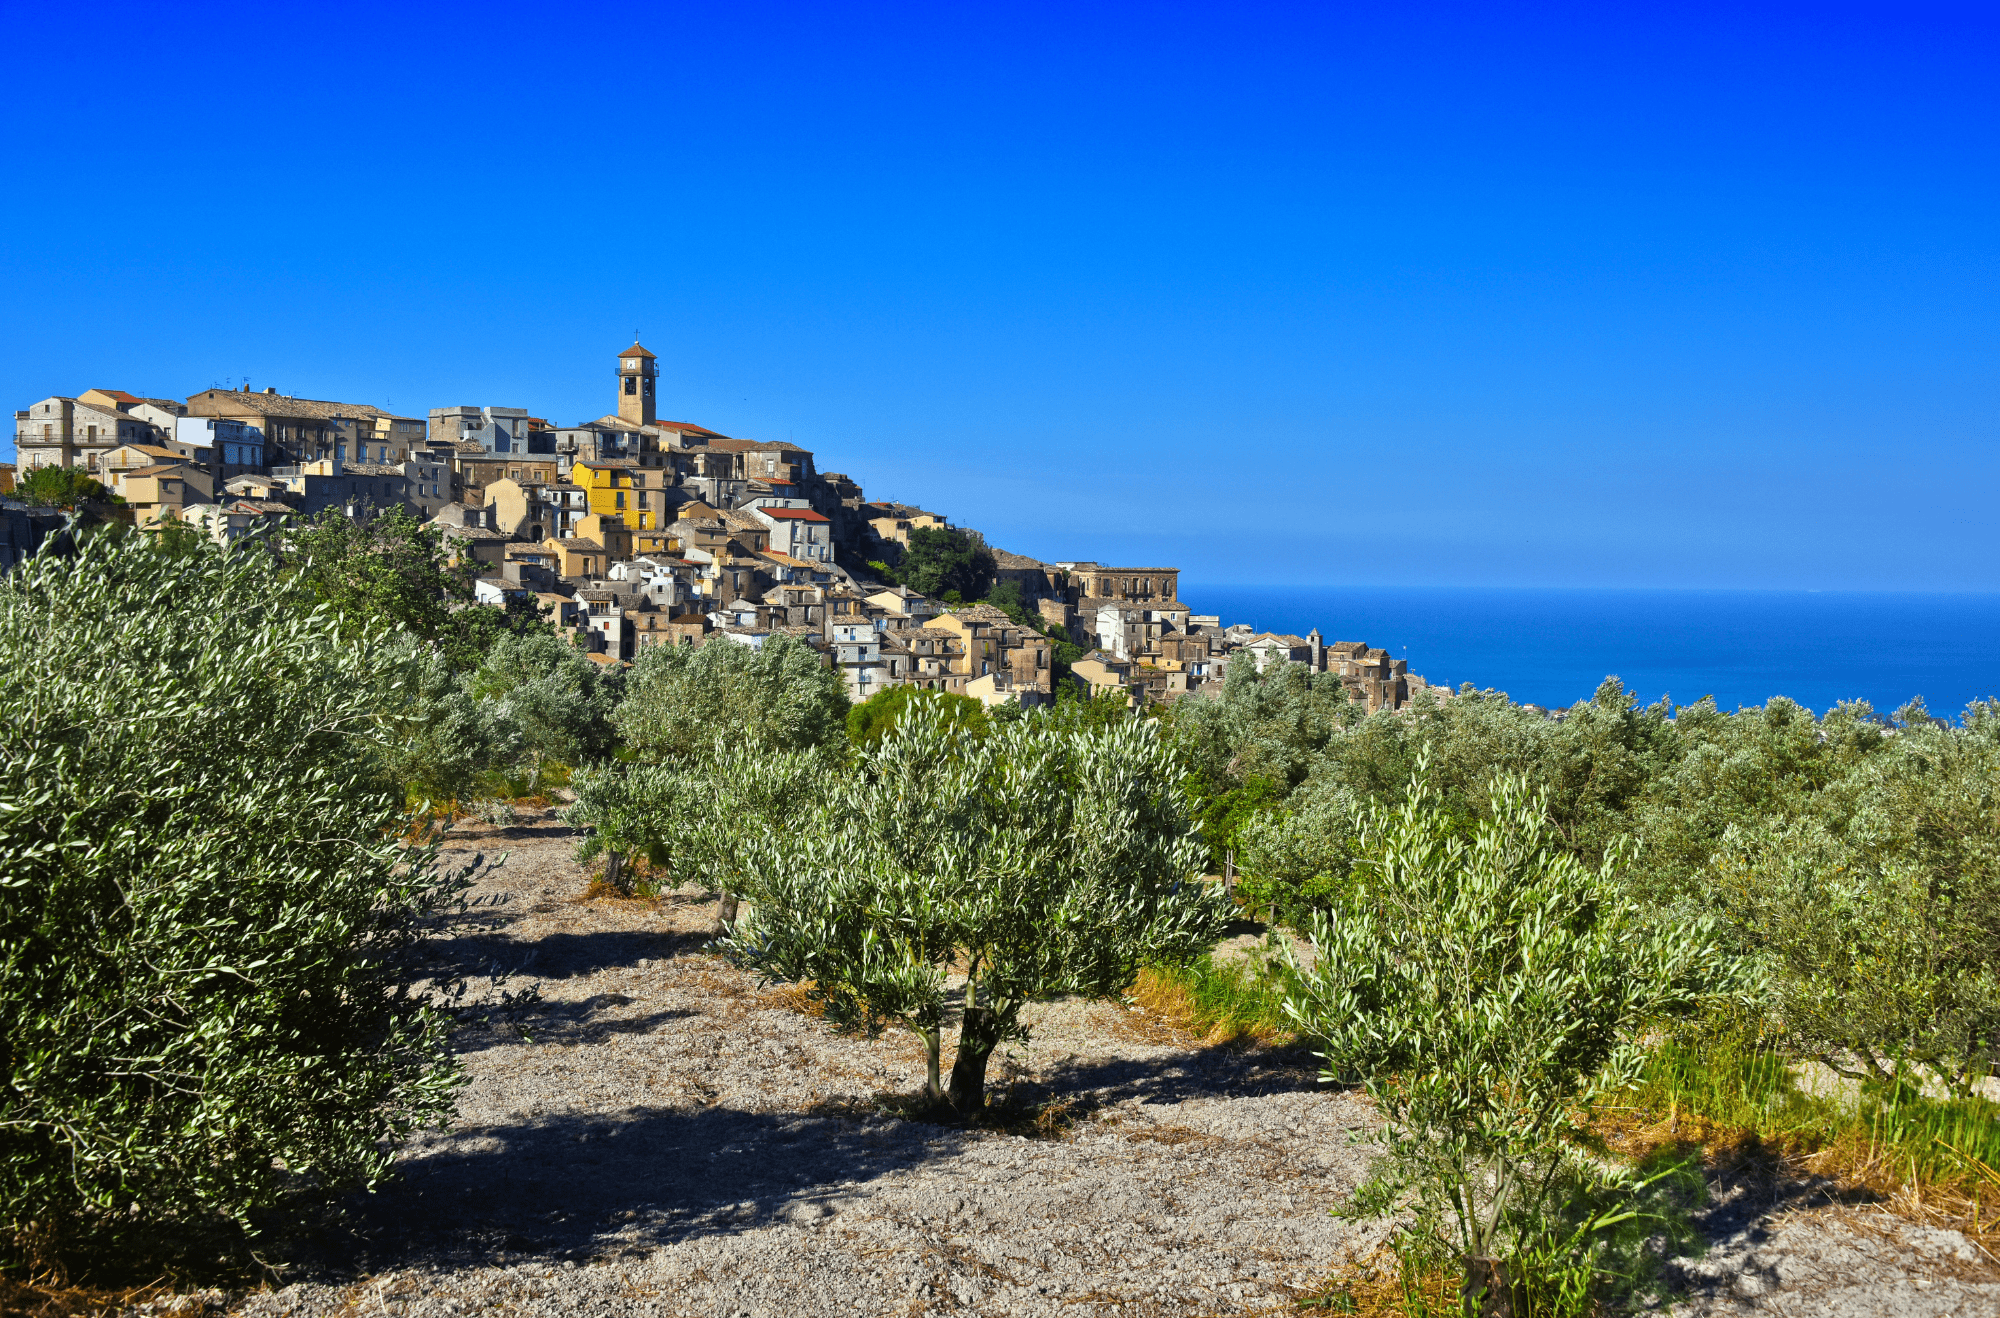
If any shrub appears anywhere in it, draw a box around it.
[613,631,848,761]
[720,704,1230,1113]
[13,465,113,509]
[894,527,994,602]
[1284,760,1723,1314]
[845,684,986,746]
[1231,775,1365,920]
[0,531,462,1269]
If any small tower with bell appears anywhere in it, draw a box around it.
[616,339,657,427]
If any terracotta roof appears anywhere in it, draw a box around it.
[757,507,828,522]
[654,421,725,437]
[556,537,606,551]
[122,463,190,478]
[91,389,144,404]
[618,343,657,360]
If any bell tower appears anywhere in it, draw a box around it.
[616,340,658,427]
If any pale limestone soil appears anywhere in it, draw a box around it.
[195,807,1996,1318]
[1666,1208,1999,1317]
[226,808,1387,1318]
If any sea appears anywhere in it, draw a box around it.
[1181,586,2000,720]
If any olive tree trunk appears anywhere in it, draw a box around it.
[947,1004,1012,1115]
[711,892,740,937]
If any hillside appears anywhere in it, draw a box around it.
[197,808,1999,1318]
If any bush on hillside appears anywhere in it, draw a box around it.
[13,465,115,509]
[1284,760,1723,1312]
[718,704,1230,1113]
[570,632,847,905]
[892,527,994,602]
[845,684,986,746]
[0,532,462,1270]
[612,631,848,762]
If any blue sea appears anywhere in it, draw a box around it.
[1183,586,2000,719]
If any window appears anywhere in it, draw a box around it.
[615,492,625,509]
[624,377,636,395]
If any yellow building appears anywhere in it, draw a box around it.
[574,459,661,530]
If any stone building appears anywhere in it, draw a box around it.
[184,387,423,468]
[430,406,552,455]
[14,396,164,473]
[1059,562,1180,605]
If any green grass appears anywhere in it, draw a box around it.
[1626,1019,2000,1200]
[1130,951,1290,1043]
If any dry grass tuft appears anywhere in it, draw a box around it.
[0,1275,184,1318]
[1293,1249,1460,1317]
[759,980,828,1018]
[1591,1099,2000,1256]
[1125,961,1290,1047]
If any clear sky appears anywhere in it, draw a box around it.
[3,1,1994,589]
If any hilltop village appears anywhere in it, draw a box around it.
[4,342,1434,710]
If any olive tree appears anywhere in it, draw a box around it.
[570,633,845,909]
[1715,712,2000,1096]
[0,530,462,1265]
[1284,760,1722,1314]
[719,704,1231,1113]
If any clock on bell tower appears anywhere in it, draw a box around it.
[616,340,658,427]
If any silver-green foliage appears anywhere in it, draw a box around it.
[1232,773,1364,920]
[1715,707,2000,1095]
[570,631,847,900]
[612,632,849,761]
[0,533,462,1259]
[1284,761,1722,1302]
[382,630,621,806]
[719,705,1231,1113]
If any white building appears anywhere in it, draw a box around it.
[831,619,889,700]
[430,406,547,455]
[747,503,832,563]
[176,416,266,477]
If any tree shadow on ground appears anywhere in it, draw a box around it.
[1650,1137,1905,1306]
[1001,1039,1324,1111]
[271,1102,979,1279]
[271,1018,1337,1282]
[416,927,713,985]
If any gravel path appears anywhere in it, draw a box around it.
[214,807,1996,1318]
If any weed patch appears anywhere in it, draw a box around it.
[1609,1019,2000,1247]
[1127,952,1290,1046]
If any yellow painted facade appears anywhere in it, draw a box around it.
[575,461,657,530]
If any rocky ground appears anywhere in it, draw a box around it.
[202,807,1995,1318]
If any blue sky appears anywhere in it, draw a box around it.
[3,1,1994,589]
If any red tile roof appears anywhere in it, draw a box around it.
[758,507,828,522]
